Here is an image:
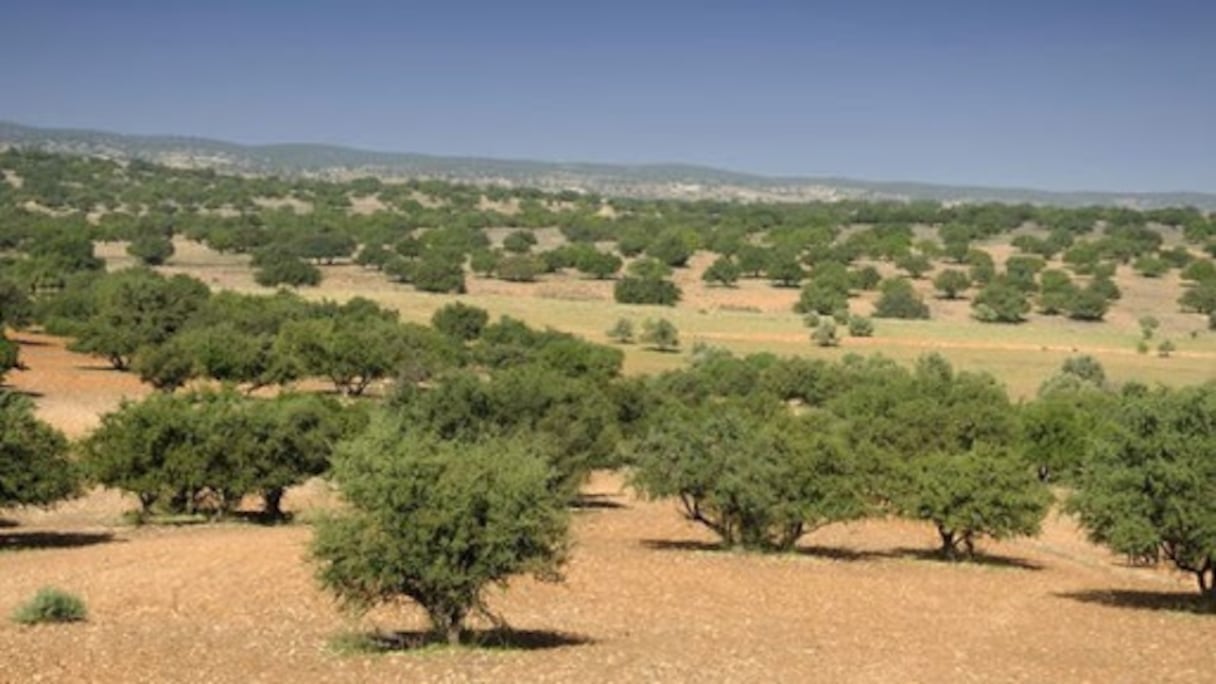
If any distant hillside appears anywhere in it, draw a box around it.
[2,121,1213,209]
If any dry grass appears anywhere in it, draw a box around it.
[90,238,1216,398]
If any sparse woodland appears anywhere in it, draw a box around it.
[2,149,1215,647]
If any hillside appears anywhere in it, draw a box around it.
[3,121,1214,209]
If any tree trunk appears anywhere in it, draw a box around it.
[446,623,461,647]
[263,487,285,520]
[937,525,958,559]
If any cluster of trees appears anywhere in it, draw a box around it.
[4,149,1214,322]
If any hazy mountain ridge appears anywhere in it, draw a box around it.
[2,121,1213,209]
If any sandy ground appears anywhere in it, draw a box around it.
[2,336,1214,683]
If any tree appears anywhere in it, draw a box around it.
[431,302,489,342]
[574,249,622,279]
[736,245,769,277]
[702,256,740,287]
[614,277,681,306]
[1064,284,1111,321]
[412,253,466,294]
[896,253,932,279]
[972,277,1030,323]
[873,278,930,319]
[70,269,210,370]
[127,235,175,266]
[1179,280,1216,315]
[765,253,805,287]
[254,255,322,288]
[1068,384,1216,596]
[502,230,537,254]
[311,420,569,645]
[640,318,679,351]
[794,280,848,316]
[629,403,866,551]
[645,229,693,267]
[274,316,409,396]
[932,269,971,299]
[496,254,542,282]
[812,319,839,347]
[894,446,1051,559]
[0,392,78,508]
[848,265,882,291]
[606,318,635,344]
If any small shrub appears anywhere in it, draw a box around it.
[11,587,87,625]
[1157,339,1176,358]
[812,319,839,347]
[847,315,874,337]
[606,318,635,344]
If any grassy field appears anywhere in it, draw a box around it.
[95,239,1216,398]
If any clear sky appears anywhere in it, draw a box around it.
[2,0,1213,193]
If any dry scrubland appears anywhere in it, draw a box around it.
[1,235,1214,682]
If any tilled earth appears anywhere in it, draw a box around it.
[2,334,1213,683]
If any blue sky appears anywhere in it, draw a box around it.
[2,1,1213,192]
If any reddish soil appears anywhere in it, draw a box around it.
[2,313,1213,683]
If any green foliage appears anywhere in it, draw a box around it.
[311,420,569,644]
[645,229,694,267]
[606,317,635,344]
[502,229,537,254]
[126,234,175,266]
[812,319,839,347]
[1133,255,1168,278]
[574,249,622,279]
[275,314,425,395]
[1179,280,1216,315]
[0,392,78,508]
[431,302,489,342]
[702,255,740,287]
[847,315,874,337]
[640,318,680,351]
[895,252,932,279]
[496,254,543,282]
[932,269,971,299]
[254,254,322,288]
[972,277,1030,323]
[614,276,681,306]
[895,446,1051,558]
[11,587,87,625]
[1064,283,1112,321]
[1068,384,1216,595]
[412,253,466,294]
[848,265,882,291]
[628,403,866,551]
[873,278,930,319]
[69,268,210,370]
[765,252,805,288]
[82,389,353,518]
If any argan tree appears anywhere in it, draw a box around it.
[1068,384,1216,596]
[312,418,569,645]
[0,392,79,509]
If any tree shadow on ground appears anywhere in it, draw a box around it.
[640,538,1042,570]
[1056,589,1215,615]
[338,628,594,653]
[570,493,626,510]
[0,530,120,551]
[889,546,1044,571]
[640,538,725,553]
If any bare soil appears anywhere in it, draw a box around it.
[2,338,1213,683]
